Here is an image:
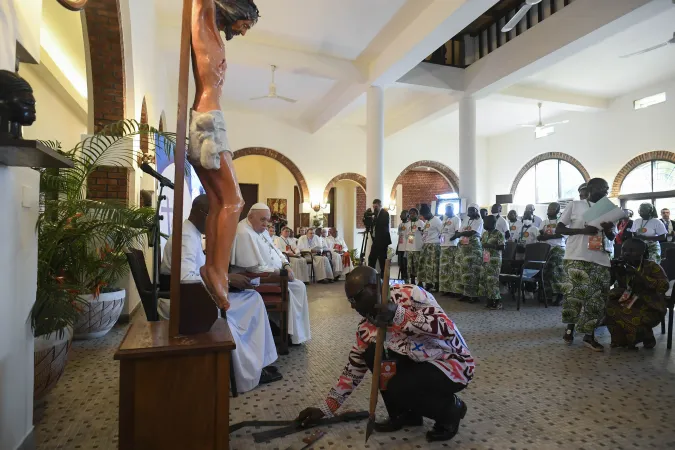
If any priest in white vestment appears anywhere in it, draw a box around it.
[230,204,312,345]
[160,195,279,392]
[274,226,310,283]
[325,228,353,280]
[297,228,335,283]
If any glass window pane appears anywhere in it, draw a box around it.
[559,161,586,200]
[655,198,675,217]
[653,161,675,192]
[623,200,646,217]
[620,162,652,194]
[535,160,559,203]
[514,167,536,205]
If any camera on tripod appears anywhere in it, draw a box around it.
[363,208,375,231]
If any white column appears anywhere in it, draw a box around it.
[366,85,385,205]
[459,96,477,208]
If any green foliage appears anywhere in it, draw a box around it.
[32,120,176,338]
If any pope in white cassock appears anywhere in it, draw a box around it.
[160,195,279,392]
[324,228,353,280]
[297,228,335,283]
[274,226,310,283]
[230,204,312,345]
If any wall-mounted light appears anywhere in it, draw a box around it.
[311,202,329,213]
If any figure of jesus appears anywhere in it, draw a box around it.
[189,0,259,309]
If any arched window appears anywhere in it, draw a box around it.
[619,160,675,214]
[513,159,586,205]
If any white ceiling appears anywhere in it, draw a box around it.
[519,7,675,98]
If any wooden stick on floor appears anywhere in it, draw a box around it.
[169,0,193,337]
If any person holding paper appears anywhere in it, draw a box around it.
[538,202,566,306]
[630,203,667,263]
[556,178,616,352]
[605,239,668,349]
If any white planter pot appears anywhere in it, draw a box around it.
[34,327,72,401]
[73,289,126,340]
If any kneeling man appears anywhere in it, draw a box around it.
[161,195,280,392]
[296,266,474,442]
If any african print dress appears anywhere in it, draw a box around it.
[560,261,611,334]
[457,218,484,298]
[418,217,443,288]
[541,219,566,299]
[605,260,668,347]
[439,216,461,294]
[478,230,505,301]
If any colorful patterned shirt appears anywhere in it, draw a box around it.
[320,285,475,417]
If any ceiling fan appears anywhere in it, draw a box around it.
[502,0,542,33]
[250,65,297,104]
[620,31,675,58]
[519,103,569,132]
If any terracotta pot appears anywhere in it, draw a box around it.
[34,327,72,401]
[73,289,126,340]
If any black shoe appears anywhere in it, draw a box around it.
[259,368,283,385]
[264,365,279,374]
[643,335,657,349]
[583,334,604,352]
[374,411,423,432]
[425,396,466,442]
[563,324,574,344]
[489,301,503,310]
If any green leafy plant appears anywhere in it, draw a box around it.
[32,120,177,338]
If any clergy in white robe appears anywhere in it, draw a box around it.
[230,204,312,345]
[325,229,353,279]
[160,208,278,393]
[274,226,310,283]
[297,229,335,282]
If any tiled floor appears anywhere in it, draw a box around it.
[35,281,675,450]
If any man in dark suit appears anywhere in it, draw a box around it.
[661,208,675,242]
[368,199,391,277]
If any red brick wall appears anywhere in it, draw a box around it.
[85,0,125,132]
[87,167,129,202]
[397,171,451,211]
[356,186,366,228]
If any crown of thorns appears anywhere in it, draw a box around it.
[214,0,260,25]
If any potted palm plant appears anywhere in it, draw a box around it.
[33,120,175,398]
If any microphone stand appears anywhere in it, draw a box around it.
[148,183,168,321]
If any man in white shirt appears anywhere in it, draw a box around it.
[230,203,312,345]
[538,202,566,306]
[160,195,280,392]
[556,178,616,351]
[405,207,425,285]
[297,229,335,283]
[524,204,543,229]
[506,210,521,242]
[491,204,510,240]
[325,228,353,279]
[418,204,443,291]
[439,204,461,295]
[660,208,675,242]
[631,203,667,263]
[274,226,310,283]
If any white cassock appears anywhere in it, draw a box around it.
[325,236,353,279]
[297,235,334,281]
[273,236,310,283]
[160,219,277,393]
[230,219,311,344]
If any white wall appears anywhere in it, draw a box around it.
[233,155,298,229]
[0,2,39,449]
[485,78,675,202]
[334,181,357,250]
[20,63,88,151]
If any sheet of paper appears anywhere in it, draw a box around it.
[582,197,619,222]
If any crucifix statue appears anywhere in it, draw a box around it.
[187,0,259,310]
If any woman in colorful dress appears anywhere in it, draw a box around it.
[418,204,443,291]
[606,238,668,349]
[439,204,461,296]
[405,208,425,285]
[454,204,484,303]
[630,203,666,263]
[538,202,566,306]
[480,215,506,309]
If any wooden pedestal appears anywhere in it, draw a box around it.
[114,317,236,450]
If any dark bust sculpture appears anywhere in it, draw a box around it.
[0,70,36,140]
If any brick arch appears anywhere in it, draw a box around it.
[510,152,591,196]
[232,147,310,203]
[389,161,459,201]
[323,173,367,202]
[611,150,675,197]
[84,0,125,132]
[140,97,148,154]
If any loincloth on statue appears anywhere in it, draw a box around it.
[188,109,232,170]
